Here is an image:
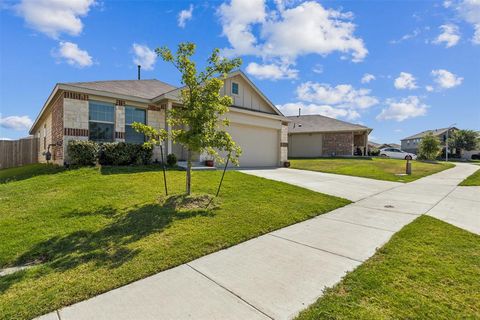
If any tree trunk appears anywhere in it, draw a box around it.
[186,149,192,195]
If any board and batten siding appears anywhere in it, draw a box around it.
[223,75,274,114]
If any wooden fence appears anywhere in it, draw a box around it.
[0,137,39,169]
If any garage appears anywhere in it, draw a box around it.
[227,122,279,167]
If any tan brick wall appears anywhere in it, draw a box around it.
[51,95,64,162]
[37,113,52,163]
[322,132,353,156]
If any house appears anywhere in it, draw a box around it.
[287,115,372,157]
[368,141,401,150]
[401,127,458,154]
[29,71,289,167]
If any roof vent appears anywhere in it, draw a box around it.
[137,65,141,80]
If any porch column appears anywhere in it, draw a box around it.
[166,100,173,155]
[115,102,125,142]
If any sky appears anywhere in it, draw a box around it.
[0,0,479,143]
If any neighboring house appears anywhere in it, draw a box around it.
[401,127,458,154]
[29,71,289,167]
[287,115,372,157]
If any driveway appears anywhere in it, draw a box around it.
[36,163,478,320]
[240,168,401,201]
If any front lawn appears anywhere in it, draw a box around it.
[296,216,480,320]
[290,158,454,182]
[0,165,349,320]
[0,163,65,183]
[459,168,480,186]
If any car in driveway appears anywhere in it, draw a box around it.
[379,148,417,160]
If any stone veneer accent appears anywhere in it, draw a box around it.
[147,107,166,161]
[280,123,288,163]
[115,105,125,142]
[51,94,64,161]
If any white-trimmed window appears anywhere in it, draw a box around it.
[232,82,239,95]
[125,106,146,144]
[89,101,115,142]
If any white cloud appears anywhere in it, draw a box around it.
[361,73,375,84]
[178,4,194,28]
[218,0,367,79]
[431,69,463,89]
[16,0,95,38]
[277,102,360,120]
[218,0,266,56]
[296,82,379,109]
[394,72,418,90]
[433,24,460,47]
[312,64,323,74]
[376,96,428,122]
[426,85,434,92]
[446,0,480,44]
[0,115,33,131]
[132,43,157,71]
[390,29,420,44]
[246,62,298,80]
[54,41,93,67]
[473,24,480,44]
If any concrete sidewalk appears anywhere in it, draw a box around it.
[37,163,479,320]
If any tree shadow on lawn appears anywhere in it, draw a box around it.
[1,197,216,293]
[99,165,182,175]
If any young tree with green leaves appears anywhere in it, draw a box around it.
[418,133,441,160]
[156,42,242,195]
[448,130,479,157]
[132,122,169,195]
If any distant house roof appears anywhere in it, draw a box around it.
[401,127,458,141]
[287,115,371,134]
[63,79,178,100]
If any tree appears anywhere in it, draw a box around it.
[448,130,479,156]
[132,122,169,195]
[157,43,242,195]
[418,133,441,160]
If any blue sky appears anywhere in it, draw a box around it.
[0,0,479,143]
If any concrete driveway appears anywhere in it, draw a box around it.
[240,168,401,201]
[36,163,479,320]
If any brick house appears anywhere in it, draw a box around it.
[287,115,372,157]
[29,71,289,167]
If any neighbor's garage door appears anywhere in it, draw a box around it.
[227,123,279,167]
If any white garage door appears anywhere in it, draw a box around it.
[227,123,279,167]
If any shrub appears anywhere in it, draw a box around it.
[67,140,99,166]
[99,142,153,166]
[418,133,441,160]
[166,153,177,166]
[369,148,380,156]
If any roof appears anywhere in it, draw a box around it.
[401,127,458,140]
[63,79,177,100]
[287,115,371,134]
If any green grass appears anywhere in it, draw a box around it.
[459,168,480,186]
[290,158,454,182]
[296,216,480,320]
[0,164,349,320]
[0,163,65,183]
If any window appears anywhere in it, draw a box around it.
[125,106,146,143]
[89,101,114,142]
[232,82,239,95]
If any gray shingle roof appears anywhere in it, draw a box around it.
[401,127,454,140]
[63,79,177,100]
[287,115,370,133]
